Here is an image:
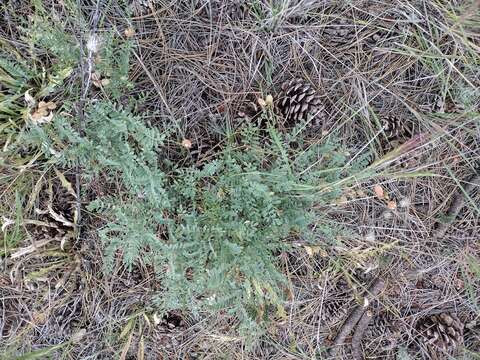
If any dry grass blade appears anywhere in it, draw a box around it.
[10,238,54,259]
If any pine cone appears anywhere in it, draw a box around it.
[235,99,260,122]
[363,21,407,50]
[160,310,186,332]
[417,312,464,355]
[320,298,349,325]
[129,0,151,15]
[381,115,413,140]
[319,287,353,326]
[53,186,76,220]
[322,18,357,47]
[365,310,403,341]
[276,78,326,127]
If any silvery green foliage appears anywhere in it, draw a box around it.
[43,102,358,334]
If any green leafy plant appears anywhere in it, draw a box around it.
[28,98,363,335]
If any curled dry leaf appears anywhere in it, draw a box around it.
[60,230,75,251]
[304,245,327,257]
[387,201,397,210]
[38,101,57,110]
[265,94,274,107]
[92,71,110,88]
[48,205,75,228]
[1,217,15,232]
[30,100,57,124]
[30,110,54,124]
[304,245,314,257]
[181,139,192,149]
[373,184,384,199]
[24,89,36,107]
[71,328,87,344]
[152,313,161,326]
[124,27,135,38]
[257,97,267,108]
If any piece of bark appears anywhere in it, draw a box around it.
[433,173,480,239]
[329,278,385,356]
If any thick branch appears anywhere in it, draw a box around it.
[329,278,385,356]
[351,310,374,360]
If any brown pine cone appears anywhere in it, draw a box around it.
[276,78,326,128]
[53,186,76,221]
[322,18,357,48]
[381,115,414,141]
[417,312,464,355]
[235,99,261,122]
[320,298,349,325]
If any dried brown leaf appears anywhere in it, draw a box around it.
[265,94,274,107]
[181,139,192,149]
[373,184,384,199]
[304,245,327,257]
[387,200,397,209]
[124,27,135,38]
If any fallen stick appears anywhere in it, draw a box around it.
[351,310,374,360]
[329,278,385,356]
[433,173,480,239]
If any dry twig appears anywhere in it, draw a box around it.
[433,172,480,239]
[329,278,385,356]
[351,310,374,360]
